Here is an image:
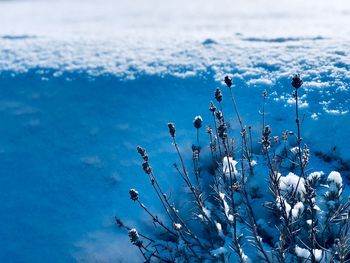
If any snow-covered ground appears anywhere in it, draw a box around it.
[0,0,349,262]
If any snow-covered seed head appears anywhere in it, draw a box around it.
[291,74,303,89]
[215,88,223,102]
[128,228,142,247]
[224,76,232,88]
[142,161,152,175]
[167,122,176,137]
[209,101,216,112]
[129,189,139,201]
[193,115,203,129]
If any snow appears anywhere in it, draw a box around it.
[327,171,343,186]
[0,0,349,262]
[222,156,239,178]
[295,245,323,262]
[279,172,306,198]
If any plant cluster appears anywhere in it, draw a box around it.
[116,74,350,263]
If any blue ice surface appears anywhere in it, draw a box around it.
[0,69,221,262]
[0,68,349,262]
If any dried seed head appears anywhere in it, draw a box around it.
[303,144,310,166]
[193,115,203,129]
[224,76,232,88]
[215,88,223,103]
[136,146,148,161]
[215,110,224,122]
[167,122,176,137]
[206,125,213,134]
[129,189,139,201]
[261,125,272,150]
[209,101,216,112]
[137,146,146,156]
[274,136,279,143]
[128,228,142,247]
[218,123,227,140]
[142,161,152,174]
[291,74,303,89]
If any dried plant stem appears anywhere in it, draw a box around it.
[228,87,253,175]
[137,200,177,237]
[291,89,306,204]
[172,137,212,224]
[211,111,222,158]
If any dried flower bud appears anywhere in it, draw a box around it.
[291,74,303,89]
[224,76,232,88]
[215,88,223,102]
[129,189,139,201]
[193,115,203,129]
[209,101,216,112]
[128,228,142,247]
[168,122,176,137]
[142,162,152,174]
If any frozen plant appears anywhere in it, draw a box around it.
[116,75,350,262]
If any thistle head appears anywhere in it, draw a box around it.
[224,76,232,88]
[167,122,176,137]
[215,88,223,103]
[291,74,303,89]
[129,189,139,201]
[193,115,203,129]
